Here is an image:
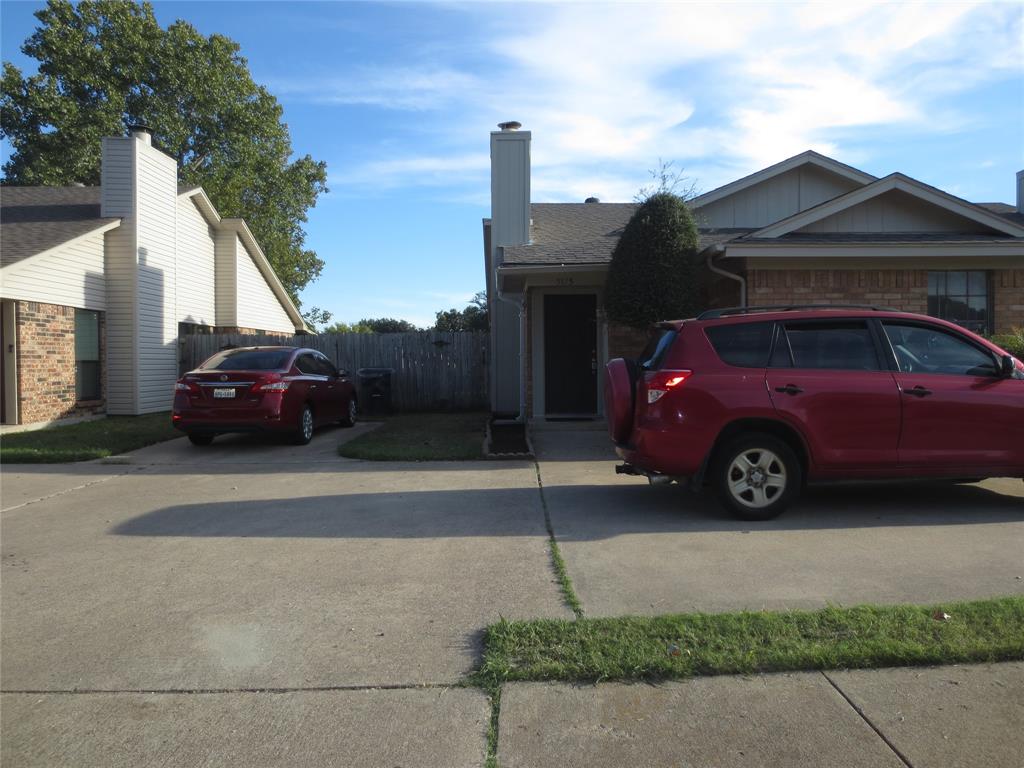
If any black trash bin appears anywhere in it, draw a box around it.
[356,367,394,415]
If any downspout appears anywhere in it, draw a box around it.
[494,266,526,423]
[706,244,746,307]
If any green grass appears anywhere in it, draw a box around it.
[475,596,1024,687]
[1,412,178,463]
[534,463,584,617]
[338,412,487,461]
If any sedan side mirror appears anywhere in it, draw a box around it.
[338,369,350,378]
[1000,355,1015,378]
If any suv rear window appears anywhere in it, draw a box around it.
[639,329,676,370]
[705,322,773,368]
[202,349,293,371]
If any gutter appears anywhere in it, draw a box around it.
[706,244,746,307]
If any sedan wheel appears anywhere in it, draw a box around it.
[715,433,801,520]
[340,397,357,427]
[293,405,314,445]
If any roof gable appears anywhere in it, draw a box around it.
[690,151,877,210]
[751,173,1024,239]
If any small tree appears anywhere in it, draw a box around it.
[604,191,700,329]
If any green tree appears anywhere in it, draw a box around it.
[358,318,419,333]
[1,0,328,301]
[604,192,700,329]
[433,291,488,332]
[323,320,372,334]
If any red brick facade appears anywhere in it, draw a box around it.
[607,322,651,360]
[15,301,106,424]
[749,268,1023,333]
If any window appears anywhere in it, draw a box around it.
[883,322,999,377]
[928,271,989,333]
[75,310,101,401]
[639,330,676,370]
[295,354,319,375]
[202,349,293,371]
[314,354,337,378]
[779,321,881,371]
[705,322,773,368]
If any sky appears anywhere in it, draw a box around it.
[2,0,1022,328]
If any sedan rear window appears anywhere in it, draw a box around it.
[705,322,773,367]
[201,349,293,371]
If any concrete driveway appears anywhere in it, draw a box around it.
[532,428,1024,615]
[1,425,568,766]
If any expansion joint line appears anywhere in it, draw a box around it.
[533,461,583,618]
[821,671,914,768]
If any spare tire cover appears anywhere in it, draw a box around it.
[604,358,635,444]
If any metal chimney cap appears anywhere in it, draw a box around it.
[497,121,522,132]
[127,123,153,136]
[585,197,600,204]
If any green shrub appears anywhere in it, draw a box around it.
[990,327,1024,358]
[605,192,700,329]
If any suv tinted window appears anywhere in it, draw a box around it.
[202,349,292,371]
[883,322,998,377]
[705,322,773,368]
[781,321,881,371]
[639,330,676,370]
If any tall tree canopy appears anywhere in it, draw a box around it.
[1,0,328,302]
[433,291,488,332]
[604,192,700,329]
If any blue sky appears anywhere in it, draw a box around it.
[2,1,1022,328]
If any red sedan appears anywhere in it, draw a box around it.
[172,346,358,446]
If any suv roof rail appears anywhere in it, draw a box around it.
[696,304,897,320]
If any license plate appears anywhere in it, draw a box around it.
[213,388,236,399]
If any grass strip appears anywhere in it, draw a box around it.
[483,685,501,768]
[339,412,487,461]
[477,596,1024,687]
[1,413,178,463]
[534,462,583,618]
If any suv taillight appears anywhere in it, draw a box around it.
[643,369,692,403]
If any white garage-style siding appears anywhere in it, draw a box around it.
[235,237,295,333]
[175,194,217,326]
[0,227,110,311]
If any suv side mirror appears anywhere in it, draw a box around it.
[1000,354,1015,378]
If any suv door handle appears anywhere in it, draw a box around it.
[774,384,804,395]
[902,386,932,398]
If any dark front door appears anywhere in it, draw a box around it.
[544,294,597,416]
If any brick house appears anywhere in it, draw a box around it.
[484,122,1024,421]
[0,127,308,427]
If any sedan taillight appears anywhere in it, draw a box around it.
[258,381,291,392]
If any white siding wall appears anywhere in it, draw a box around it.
[104,217,137,414]
[134,145,179,413]
[797,190,986,233]
[694,166,863,228]
[174,195,217,326]
[0,228,107,310]
[235,237,294,333]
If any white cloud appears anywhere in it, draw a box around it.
[296,1,1023,200]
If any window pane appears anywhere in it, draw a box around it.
[883,323,997,377]
[784,322,880,370]
[76,361,101,400]
[296,354,319,374]
[946,272,967,294]
[202,349,293,371]
[967,296,987,321]
[639,330,676,370]
[928,272,945,295]
[75,310,100,362]
[705,322,773,368]
[968,271,987,294]
[944,296,969,322]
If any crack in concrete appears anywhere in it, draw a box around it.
[1,682,460,696]
[821,670,914,768]
[1,467,144,513]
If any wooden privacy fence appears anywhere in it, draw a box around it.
[179,332,489,412]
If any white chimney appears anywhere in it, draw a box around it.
[129,123,153,146]
[1017,169,1023,212]
[490,121,531,261]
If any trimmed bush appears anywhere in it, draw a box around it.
[605,192,700,329]
[990,327,1024,358]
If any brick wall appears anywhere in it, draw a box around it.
[15,301,106,424]
[993,269,1024,333]
[608,322,651,360]
[749,268,1023,333]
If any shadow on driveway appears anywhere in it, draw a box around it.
[112,480,1023,540]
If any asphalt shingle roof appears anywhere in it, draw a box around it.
[0,186,118,268]
[501,202,752,266]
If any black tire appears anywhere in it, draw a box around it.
[293,405,314,445]
[188,433,214,446]
[713,433,801,520]
[339,396,357,428]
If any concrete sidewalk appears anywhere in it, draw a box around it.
[499,663,1024,768]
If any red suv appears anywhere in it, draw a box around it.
[173,346,358,446]
[605,306,1024,520]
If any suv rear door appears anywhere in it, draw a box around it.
[766,319,901,471]
[881,320,1023,470]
